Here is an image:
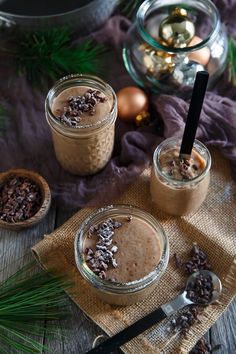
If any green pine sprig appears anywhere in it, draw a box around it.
[228,36,236,86]
[0,261,71,353]
[3,27,106,89]
[119,0,144,18]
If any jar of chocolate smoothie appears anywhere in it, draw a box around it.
[45,74,117,176]
[74,205,169,305]
[150,137,211,216]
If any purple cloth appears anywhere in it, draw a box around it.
[0,3,236,209]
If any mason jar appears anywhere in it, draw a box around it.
[45,74,117,176]
[74,205,169,305]
[150,137,211,216]
[123,0,228,95]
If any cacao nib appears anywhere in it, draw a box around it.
[0,176,42,223]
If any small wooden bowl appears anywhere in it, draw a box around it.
[0,169,51,231]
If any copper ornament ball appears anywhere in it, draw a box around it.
[187,36,211,66]
[117,87,149,122]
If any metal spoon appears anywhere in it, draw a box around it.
[86,270,222,354]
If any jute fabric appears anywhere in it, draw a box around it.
[32,149,236,353]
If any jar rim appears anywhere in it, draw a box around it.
[153,137,211,185]
[137,0,221,53]
[45,73,117,135]
[74,204,169,294]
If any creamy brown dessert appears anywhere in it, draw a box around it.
[83,215,162,283]
[45,75,117,176]
[75,205,169,305]
[159,148,206,181]
[51,86,111,128]
[150,138,211,216]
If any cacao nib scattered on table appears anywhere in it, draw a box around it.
[170,307,199,335]
[189,337,212,354]
[174,244,212,274]
[56,89,107,127]
[0,176,42,223]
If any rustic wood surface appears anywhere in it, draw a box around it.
[0,206,235,354]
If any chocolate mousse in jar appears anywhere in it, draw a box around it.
[150,137,211,216]
[74,205,169,305]
[45,74,117,176]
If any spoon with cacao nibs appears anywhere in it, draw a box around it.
[86,270,222,354]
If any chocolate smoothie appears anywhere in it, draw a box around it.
[83,215,162,283]
[51,86,111,128]
[75,205,169,305]
[45,75,117,176]
[150,138,211,216]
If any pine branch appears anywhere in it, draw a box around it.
[1,27,106,89]
[228,36,236,86]
[119,0,143,18]
[0,261,72,353]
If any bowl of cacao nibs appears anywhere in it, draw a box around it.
[0,169,51,230]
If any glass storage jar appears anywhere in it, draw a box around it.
[74,205,169,305]
[123,0,228,95]
[150,137,211,216]
[45,74,117,176]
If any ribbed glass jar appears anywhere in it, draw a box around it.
[123,0,227,95]
[45,74,117,176]
[74,205,169,305]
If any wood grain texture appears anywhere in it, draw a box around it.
[210,299,236,354]
[0,207,235,353]
[0,207,56,353]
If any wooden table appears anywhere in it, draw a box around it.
[0,207,235,354]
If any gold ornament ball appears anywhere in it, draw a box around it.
[187,36,211,66]
[117,87,149,122]
[159,8,195,48]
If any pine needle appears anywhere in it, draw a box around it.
[119,0,143,18]
[228,36,236,86]
[3,27,106,89]
[0,261,72,353]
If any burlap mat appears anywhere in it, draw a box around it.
[32,149,236,354]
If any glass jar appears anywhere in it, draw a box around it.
[74,205,169,305]
[45,74,117,176]
[123,0,228,95]
[150,137,211,216]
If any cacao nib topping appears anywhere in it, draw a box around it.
[126,215,132,222]
[56,89,107,127]
[163,154,202,181]
[0,176,42,223]
[85,218,122,279]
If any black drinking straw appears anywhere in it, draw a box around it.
[179,71,209,158]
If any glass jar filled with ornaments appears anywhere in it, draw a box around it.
[123,0,228,95]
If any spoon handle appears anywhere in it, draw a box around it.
[85,307,167,353]
[86,292,192,354]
